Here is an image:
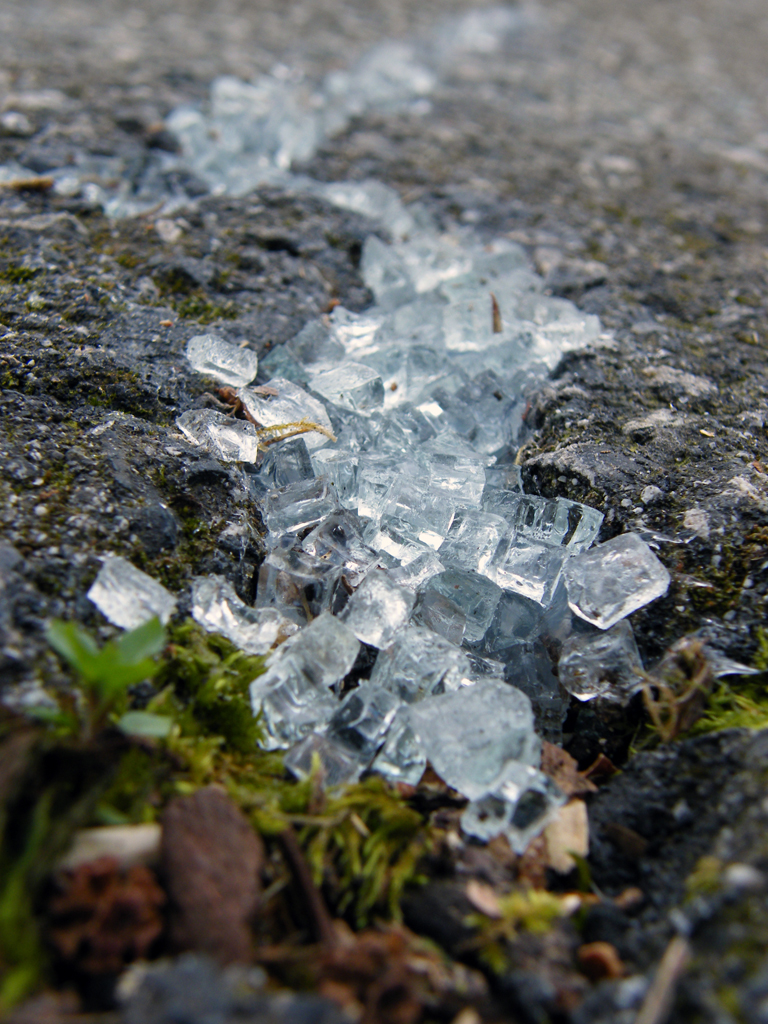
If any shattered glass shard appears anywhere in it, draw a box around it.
[502,641,569,745]
[249,660,338,750]
[422,569,502,644]
[301,510,379,587]
[317,180,415,240]
[328,305,387,358]
[185,334,258,387]
[486,536,565,607]
[482,464,523,496]
[310,448,359,508]
[563,532,671,629]
[461,763,566,853]
[379,469,456,550]
[481,591,544,653]
[284,733,362,788]
[370,707,426,786]
[176,409,261,463]
[87,557,176,630]
[326,683,401,761]
[257,437,314,489]
[423,451,486,507]
[361,235,416,309]
[263,477,338,539]
[363,519,430,568]
[407,680,540,799]
[498,495,604,551]
[438,509,507,575]
[369,624,468,703]
[339,572,416,648]
[388,549,445,591]
[308,362,385,415]
[276,611,360,690]
[256,545,342,624]
[412,588,466,645]
[558,619,644,703]
[238,378,334,450]
[356,454,402,520]
[191,575,296,654]
[287,318,345,369]
[258,345,310,387]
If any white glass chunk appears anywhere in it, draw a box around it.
[176,409,261,463]
[238,378,334,450]
[310,447,359,508]
[301,511,379,587]
[407,680,540,799]
[276,611,361,690]
[369,624,468,703]
[388,550,445,591]
[461,763,566,853]
[370,708,426,786]
[486,536,566,607]
[558,620,644,703]
[308,362,385,415]
[284,733,362,788]
[256,545,342,624]
[326,683,401,760]
[423,570,502,644]
[250,661,338,750]
[191,575,296,654]
[563,532,671,629]
[340,572,416,648]
[263,478,338,539]
[87,557,176,630]
[185,334,258,387]
[438,509,507,575]
[258,437,315,489]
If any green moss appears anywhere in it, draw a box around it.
[173,294,240,323]
[156,621,266,756]
[95,745,170,825]
[685,855,724,899]
[684,527,768,622]
[689,681,768,736]
[465,889,568,976]
[115,252,141,269]
[0,264,37,284]
[299,777,430,926]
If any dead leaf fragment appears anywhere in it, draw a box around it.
[465,879,502,919]
[581,753,618,785]
[544,799,589,874]
[541,742,597,797]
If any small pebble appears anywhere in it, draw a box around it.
[577,941,625,981]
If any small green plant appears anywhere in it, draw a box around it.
[464,888,568,975]
[43,618,170,741]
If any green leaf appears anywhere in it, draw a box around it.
[25,706,79,733]
[96,652,161,699]
[116,618,166,665]
[117,711,173,738]
[45,620,101,682]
